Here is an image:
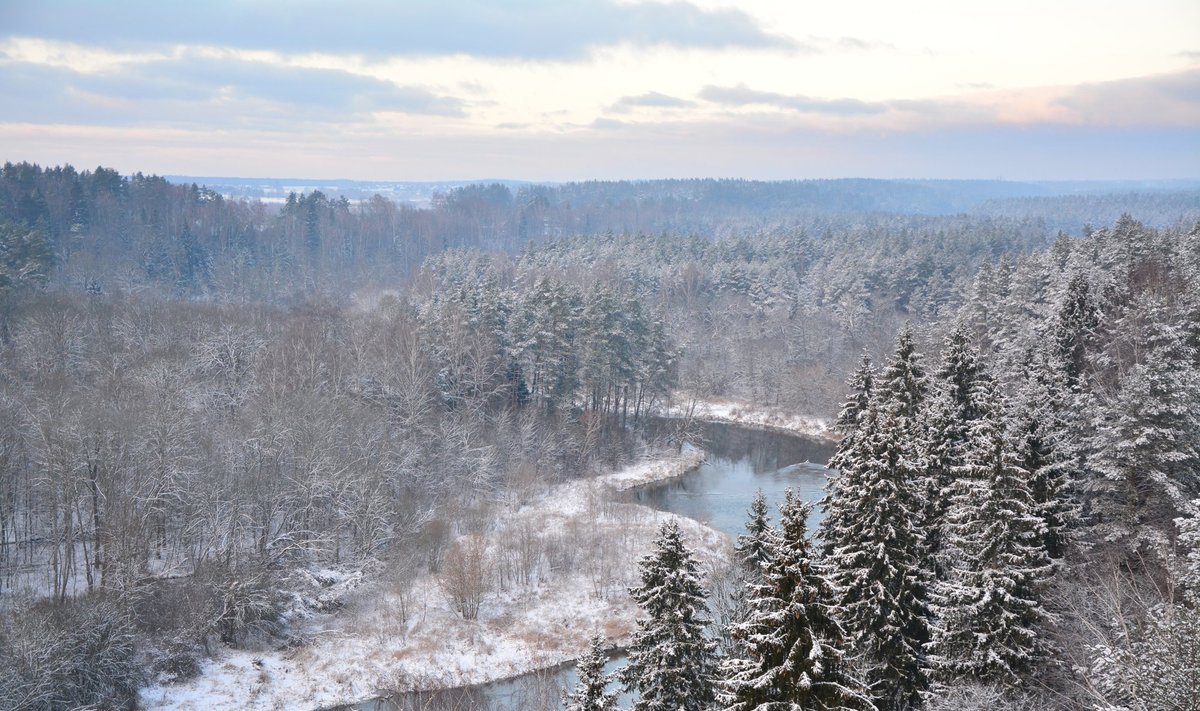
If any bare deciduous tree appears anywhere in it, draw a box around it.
[438,534,491,621]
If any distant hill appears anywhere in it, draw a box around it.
[165,175,1200,216]
[162,175,535,206]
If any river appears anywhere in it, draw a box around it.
[344,421,833,711]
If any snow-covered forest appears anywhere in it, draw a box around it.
[1,163,1199,710]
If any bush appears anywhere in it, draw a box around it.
[208,573,283,647]
[0,598,143,710]
[438,535,492,620]
[150,641,203,684]
[135,567,284,651]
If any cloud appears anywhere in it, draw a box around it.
[1052,68,1200,126]
[0,1,793,60]
[591,117,626,130]
[699,85,888,116]
[0,55,466,128]
[609,91,696,113]
[697,71,1200,131]
[831,37,896,52]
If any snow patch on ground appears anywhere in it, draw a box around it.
[594,447,706,492]
[664,395,833,440]
[139,449,725,711]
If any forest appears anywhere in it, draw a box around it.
[0,162,1198,710]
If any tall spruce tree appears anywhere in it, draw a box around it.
[1090,297,1200,537]
[924,324,992,575]
[722,491,873,711]
[623,520,719,711]
[736,489,774,577]
[930,382,1052,687]
[1052,272,1100,391]
[1010,349,1079,559]
[820,356,874,560]
[823,327,932,710]
[565,635,619,711]
[717,490,776,659]
[834,355,875,435]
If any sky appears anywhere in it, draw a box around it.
[0,0,1197,181]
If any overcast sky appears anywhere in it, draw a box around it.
[1,0,1197,181]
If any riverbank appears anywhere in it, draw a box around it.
[662,395,834,441]
[139,447,726,711]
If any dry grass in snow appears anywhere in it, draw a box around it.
[139,449,727,711]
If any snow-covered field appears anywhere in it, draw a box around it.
[663,395,833,440]
[139,448,725,711]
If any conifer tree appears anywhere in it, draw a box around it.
[876,326,928,426]
[623,521,719,711]
[924,324,991,574]
[1009,351,1079,559]
[930,383,1052,686]
[736,489,774,577]
[719,490,775,658]
[1090,299,1200,535]
[823,328,932,710]
[722,491,873,711]
[929,323,990,451]
[1052,272,1100,390]
[820,356,874,560]
[565,635,618,711]
[834,355,874,435]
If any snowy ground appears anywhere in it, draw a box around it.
[662,395,833,440]
[138,448,726,711]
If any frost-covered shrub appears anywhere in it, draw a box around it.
[0,598,143,710]
[136,568,284,651]
[924,683,1046,711]
[1088,603,1200,711]
[205,572,284,647]
[150,640,203,684]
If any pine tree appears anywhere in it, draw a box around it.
[736,489,774,576]
[1009,350,1079,559]
[822,329,932,710]
[565,635,618,711]
[722,491,873,711]
[820,356,874,561]
[623,520,719,711]
[924,324,991,576]
[929,383,1052,687]
[716,489,775,660]
[929,323,990,449]
[834,355,874,435]
[876,326,927,426]
[819,324,933,710]
[1090,298,1200,537]
[1052,272,1100,391]
[830,410,931,706]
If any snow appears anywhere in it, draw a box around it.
[139,448,728,711]
[597,446,706,491]
[663,395,833,440]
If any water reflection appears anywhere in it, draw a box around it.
[635,420,834,537]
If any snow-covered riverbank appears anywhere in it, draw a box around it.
[139,448,726,711]
[663,395,833,440]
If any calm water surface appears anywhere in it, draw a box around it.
[634,420,834,536]
[344,422,833,711]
